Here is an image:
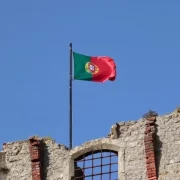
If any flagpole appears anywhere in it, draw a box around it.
[69,43,73,149]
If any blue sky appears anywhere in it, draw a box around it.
[0,1,180,148]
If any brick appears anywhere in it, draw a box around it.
[29,138,42,180]
[144,117,157,180]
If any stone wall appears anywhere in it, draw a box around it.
[156,112,180,180]
[41,139,70,180]
[70,118,146,180]
[0,138,71,180]
[1,140,32,180]
[118,120,147,180]
[0,109,180,180]
[0,152,7,180]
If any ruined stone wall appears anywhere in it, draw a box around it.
[1,140,32,180]
[0,152,7,180]
[117,120,147,179]
[42,139,70,180]
[0,138,71,180]
[0,110,180,180]
[156,113,180,180]
[70,118,147,180]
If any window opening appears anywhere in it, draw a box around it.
[73,149,118,180]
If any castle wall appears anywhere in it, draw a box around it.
[156,114,180,180]
[1,140,31,180]
[42,139,70,180]
[69,119,147,180]
[0,110,180,180]
[117,120,147,180]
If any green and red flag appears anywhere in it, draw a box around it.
[73,52,116,82]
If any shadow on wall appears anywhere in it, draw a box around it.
[41,142,50,180]
[155,123,162,177]
[0,152,9,180]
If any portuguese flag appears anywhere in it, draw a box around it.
[73,52,116,82]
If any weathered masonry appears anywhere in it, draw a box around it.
[1,108,180,180]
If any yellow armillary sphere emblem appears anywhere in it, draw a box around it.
[85,62,99,74]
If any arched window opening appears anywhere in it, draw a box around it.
[73,149,118,180]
